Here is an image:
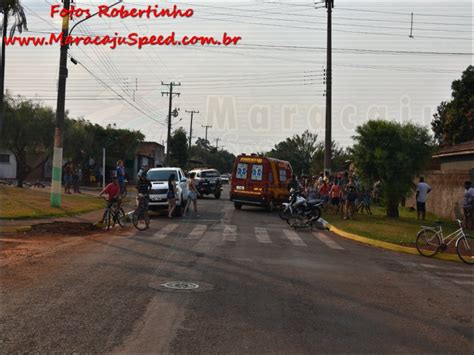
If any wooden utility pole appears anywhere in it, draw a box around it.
[50,0,71,207]
[185,109,199,151]
[202,124,212,142]
[324,0,334,175]
[162,82,181,166]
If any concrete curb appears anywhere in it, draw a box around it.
[327,224,462,263]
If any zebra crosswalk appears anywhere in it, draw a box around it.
[146,222,345,251]
[398,260,473,287]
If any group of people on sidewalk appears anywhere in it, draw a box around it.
[99,162,202,222]
[288,171,372,220]
[63,161,82,194]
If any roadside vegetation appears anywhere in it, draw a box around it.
[0,185,103,219]
[324,206,458,246]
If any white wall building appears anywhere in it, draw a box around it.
[0,149,17,179]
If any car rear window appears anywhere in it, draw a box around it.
[201,170,219,178]
[147,170,176,181]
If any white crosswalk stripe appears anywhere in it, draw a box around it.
[313,232,344,250]
[154,223,179,240]
[254,227,272,244]
[223,224,237,242]
[435,272,473,278]
[187,224,208,240]
[452,280,474,286]
[283,230,307,247]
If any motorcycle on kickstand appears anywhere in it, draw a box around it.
[280,189,324,230]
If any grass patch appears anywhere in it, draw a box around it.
[324,206,459,245]
[0,185,104,220]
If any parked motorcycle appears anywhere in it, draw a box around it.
[278,188,299,220]
[280,189,323,226]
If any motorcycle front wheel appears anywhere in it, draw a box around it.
[279,205,292,220]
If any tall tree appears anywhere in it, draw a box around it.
[267,130,318,176]
[431,66,474,146]
[169,127,188,168]
[1,97,54,187]
[0,0,28,135]
[311,142,351,175]
[352,120,433,218]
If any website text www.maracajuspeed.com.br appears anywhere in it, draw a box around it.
[4,31,242,49]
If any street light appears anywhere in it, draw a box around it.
[50,0,122,207]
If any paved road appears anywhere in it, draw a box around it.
[1,187,473,353]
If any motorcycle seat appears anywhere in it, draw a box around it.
[307,199,324,206]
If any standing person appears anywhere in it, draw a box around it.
[463,181,474,229]
[319,180,330,203]
[288,174,299,192]
[136,169,152,224]
[116,160,126,195]
[184,172,200,217]
[344,177,357,220]
[306,178,317,200]
[99,176,121,204]
[64,161,73,194]
[137,164,149,179]
[167,173,177,218]
[98,176,121,224]
[416,176,432,221]
[330,180,341,212]
[72,163,81,193]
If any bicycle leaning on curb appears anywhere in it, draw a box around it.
[416,219,473,264]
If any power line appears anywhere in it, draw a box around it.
[337,7,474,18]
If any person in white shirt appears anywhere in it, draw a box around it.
[463,181,474,229]
[416,176,432,221]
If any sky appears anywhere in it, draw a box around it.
[5,0,473,154]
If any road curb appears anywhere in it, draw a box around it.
[327,224,462,263]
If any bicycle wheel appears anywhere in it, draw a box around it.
[456,236,474,265]
[117,208,126,228]
[104,209,113,230]
[132,210,148,231]
[416,229,441,257]
[287,215,306,229]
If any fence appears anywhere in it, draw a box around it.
[406,170,470,219]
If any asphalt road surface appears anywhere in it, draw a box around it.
[1,187,473,353]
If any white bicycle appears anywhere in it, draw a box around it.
[416,219,473,264]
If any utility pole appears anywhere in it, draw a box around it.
[162,81,181,166]
[202,124,212,142]
[49,0,122,207]
[215,138,220,149]
[324,0,334,175]
[185,109,199,152]
[50,0,71,207]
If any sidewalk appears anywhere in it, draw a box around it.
[0,192,137,233]
[0,209,105,233]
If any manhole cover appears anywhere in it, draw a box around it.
[162,281,200,290]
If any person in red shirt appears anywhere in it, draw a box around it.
[329,181,341,210]
[319,181,330,203]
[99,176,121,204]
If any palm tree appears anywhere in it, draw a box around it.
[1,0,28,134]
